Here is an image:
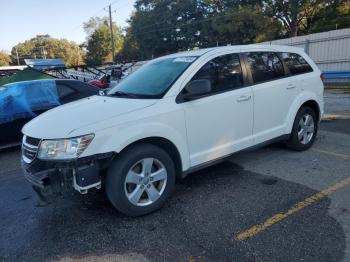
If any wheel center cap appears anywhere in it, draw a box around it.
[143,178,149,185]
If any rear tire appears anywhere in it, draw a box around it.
[286,106,318,151]
[106,143,176,216]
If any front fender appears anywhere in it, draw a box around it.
[284,91,321,134]
[81,121,190,171]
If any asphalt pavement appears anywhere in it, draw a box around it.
[0,90,349,262]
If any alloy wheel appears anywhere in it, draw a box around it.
[124,158,167,206]
[297,113,315,145]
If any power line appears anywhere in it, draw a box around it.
[123,9,212,32]
[62,8,106,38]
[62,0,124,38]
[61,1,234,54]
[112,7,238,37]
[112,4,134,14]
[109,0,122,7]
[122,17,170,32]
[130,12,234,37]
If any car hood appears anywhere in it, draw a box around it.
[22,95,157,139]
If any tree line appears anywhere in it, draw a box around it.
[0,35,85,67]
[119,0,350,61]
[1,0,349,67]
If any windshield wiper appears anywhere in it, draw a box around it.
[107,91,140,98]
[108,91,161,99]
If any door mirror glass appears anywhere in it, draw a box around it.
[183,79,212,100]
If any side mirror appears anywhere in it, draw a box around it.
[183,79,212,101]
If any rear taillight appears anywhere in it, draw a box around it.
[320,73,324,82]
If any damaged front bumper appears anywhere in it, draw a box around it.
[21,153,113,202]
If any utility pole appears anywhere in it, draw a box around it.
[15,47,20,65]
[41,46,47,59]
[108,4,115,63]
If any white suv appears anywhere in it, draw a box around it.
[21,45,324,216]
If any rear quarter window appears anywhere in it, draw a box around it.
[281,53,313,75]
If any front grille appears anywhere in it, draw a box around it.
[25,136,40,146]
[22,136,41,164]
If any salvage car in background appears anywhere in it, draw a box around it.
[0,79,100,149]
[88,67,125,89]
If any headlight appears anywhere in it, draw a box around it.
[38,134,94,160]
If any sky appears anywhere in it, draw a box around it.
[0,0,136,52]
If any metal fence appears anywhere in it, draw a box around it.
[263,28,350,72]
[263,28,350,87]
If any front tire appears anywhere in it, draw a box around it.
[286,106,318,151]
[106,143,176,216]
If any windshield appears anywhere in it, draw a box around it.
[107,56,197,98]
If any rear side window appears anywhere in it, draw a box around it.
[281,53,313,75]
[246,52,285,84]
[191,53,243,94]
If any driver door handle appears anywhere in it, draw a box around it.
[236,95,252,102]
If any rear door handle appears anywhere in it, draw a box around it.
[286,83,296,90]
[236,95,251,102]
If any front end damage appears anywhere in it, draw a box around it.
[21,135,113,204]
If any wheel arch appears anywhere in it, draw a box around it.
[300,100,320,122]
[285,92,322,134]
[117,136,183,179]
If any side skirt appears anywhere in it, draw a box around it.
[181,134,290,179]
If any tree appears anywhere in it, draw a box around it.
[119,0,348,60]
[263,0,348,37]
[118,27,141,62]
[121,0,283,60]
[84,17,124,65]
[83,17,110,36]
[0,51,11,66]
[10,35,85,66]
[309,0,350,32]
[211,5,282,44]
[125,0,211,60]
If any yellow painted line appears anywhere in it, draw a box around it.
[234,176,350,241]
[322,113,350,120]
[311,148,350,158]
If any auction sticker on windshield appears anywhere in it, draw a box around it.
[173,57,197,63]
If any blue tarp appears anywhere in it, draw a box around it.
[0,80,60,124]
